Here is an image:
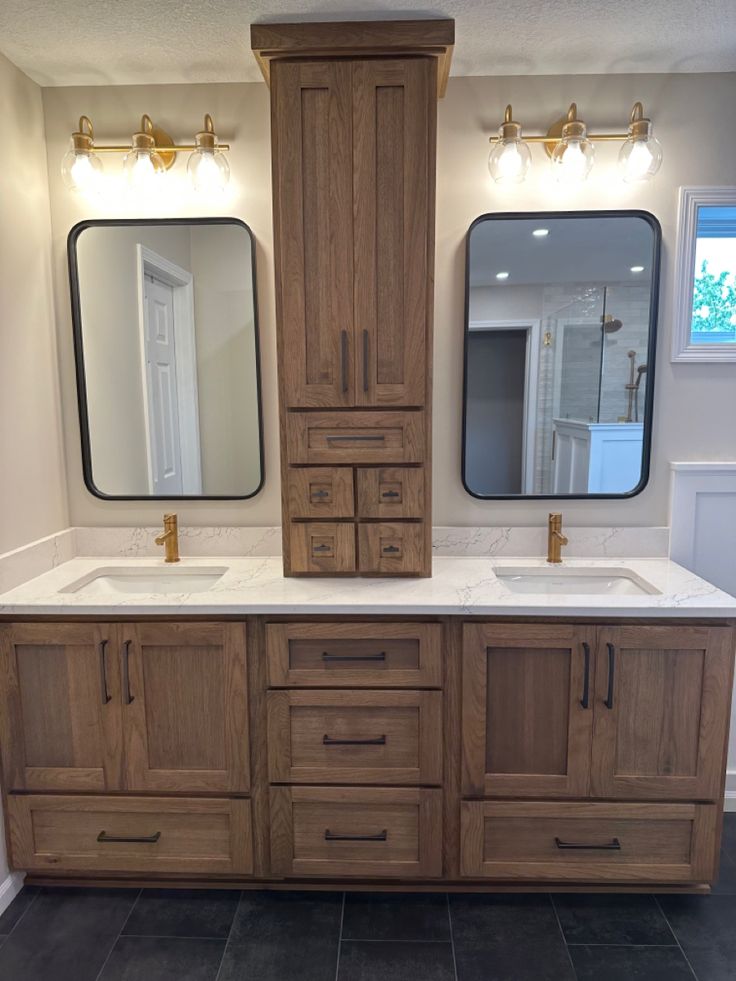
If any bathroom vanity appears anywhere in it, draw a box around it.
[1,555,733,893]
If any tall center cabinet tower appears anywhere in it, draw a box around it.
[252,20,454,577]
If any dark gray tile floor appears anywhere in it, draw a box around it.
[0,814,732,981]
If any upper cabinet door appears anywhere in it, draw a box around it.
[591,626,734,801]
[121,623,249,794]
[272,61,355,407]
[353,59,433,407]
[0,623,123,792]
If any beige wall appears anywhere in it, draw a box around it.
[0,52,68,555]
[42,72,736,528]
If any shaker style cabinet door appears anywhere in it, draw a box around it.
[591,626,734,801]
[120,623,249,794]
[353,58,433,407]
[271,60,355,407]
[0,623,123,792]
[462,624,596,798]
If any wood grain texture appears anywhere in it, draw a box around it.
[286,411,425,465]
[289,523,356,574]
[287,467,355,519]
[357,468,425,519]
[358,523,427,576]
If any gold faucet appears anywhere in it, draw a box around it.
[547,512,568,564]
[155,513,180,563]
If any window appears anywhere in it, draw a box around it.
[672,187,736,362]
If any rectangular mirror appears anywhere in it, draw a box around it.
[69,218,264,499]
[462,211,660,499]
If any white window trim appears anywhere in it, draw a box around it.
[671,186,736,363]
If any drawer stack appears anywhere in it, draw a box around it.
[266,622,444,878]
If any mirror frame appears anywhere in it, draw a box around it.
[68,217,265,501]
[461,209,661,501]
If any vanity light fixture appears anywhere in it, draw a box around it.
[61,116,104,193]
[618,102,663,183]
[487,105,532,184]
[123,114,166,191]
[187,114,231,193]
[550,103,595,184]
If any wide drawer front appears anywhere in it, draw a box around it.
[460,801,717,883]
[265,623,443,688]
[287,411,424,465]
[267,690,442,784]
[271,786,442,878]
[8,795,253,875]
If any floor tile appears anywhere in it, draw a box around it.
[450,893,562,945]
[217,934,339,981]
[338,940,455,981]
[554,893,675,945]
[660,894,736,981]
[711,849,736,895]
[122,888,240,939]
[455,937,575,981]
[342,892,450,942]
[228,890,342,944]
[569,944,695,981]
[0,886,138,981]
[98,936,224,980]
[721,812,736,858]
[0,887,39,936]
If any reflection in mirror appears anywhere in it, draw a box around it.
[463,212,660,498]
[70,219,263,499]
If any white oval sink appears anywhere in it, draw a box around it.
[494,566,660,596]
[60,566,228,596]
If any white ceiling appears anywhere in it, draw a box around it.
[2,0,736,87]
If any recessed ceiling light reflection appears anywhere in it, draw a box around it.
[630,265,645,273]
[532,228,549,237]
[496,271,510,280]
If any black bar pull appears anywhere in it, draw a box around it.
[98,830,161,844]
[322,652,387,662]
[99,640,111,705]
[312,544,332,553]
[312,489,330,499]
[604,642,616,709]
[122,640,134,705]
[580,642,591,709]
[382,545,401,554]
[325,434,386,442]
[381,490,400,499]
[340,330,348,394]
[363,329,370,392]
[325,829,388,842]
[555,837,621,851]
[323,734,387,746]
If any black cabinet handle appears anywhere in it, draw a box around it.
[382,545,401,554]
[325,434,385,442]
[322,652,386,662]
[99,640,111,705]
[580,642,591,709]
[312,544,332,554]
[363,329,370,392]
[340,330,348,394]
[325,829,387,842]
[122,640,134,705]
[555,837,621,851]
[312,489,330,499]
[98,830,161,844]
[381,490,400,499]
[604,642,616,709]
[323,734,386,746]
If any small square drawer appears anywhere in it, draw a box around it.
[287,411,424,465]
[357,468,424,518]
[358,522,428,575]
[265,622,442,688]
[287,468,355,519]
[267,690,442,785]
[270,786,442,878]
[289,523,355,574]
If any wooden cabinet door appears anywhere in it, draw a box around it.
[0,623,123,792]
[272,60,355,407]
[121,623,249,794]
[353,59,433,407]
[462,624,596,798]
[591,626,734,801]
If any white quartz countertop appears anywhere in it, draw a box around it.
[0,555,734,618]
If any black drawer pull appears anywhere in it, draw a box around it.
[312,489,330,499]
[325,829,387,842]
[555,837,621,851]
[312,544,332,553]
[363,329,370,392]
[323,734,387,746]
[98,831,161,844]
[122,640,134,705]
[325,434,386,442]
[580,642,591,709]
[340,330,348,394]
[99,640,111,705]
[604,642,616,709]
[381,490,400,498]
[322,652,387,662]
[382,545,401,554]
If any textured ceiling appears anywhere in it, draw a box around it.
[2,0,736,86]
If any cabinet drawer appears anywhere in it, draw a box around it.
[267,690,442,784]
[460,801,717,883]
[289,523,356,574]
[8,795,253,875]
[287,411,424,465]
[266,622,442,688]
[358,522,427,575]
[287,468,355,519]
[357,468,424,518]
[271,786,442,878]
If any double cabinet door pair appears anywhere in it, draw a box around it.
[0,623,249,795]
[462,623,733,801]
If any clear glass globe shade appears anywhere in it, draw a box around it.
[187,148,230,193]
[550,137,595,183]
[488,138,531,184]
[618,134,663,183]
[61,148,104,193]
[123,149,165,190]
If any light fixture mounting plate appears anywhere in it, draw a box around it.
[151,125,177,170]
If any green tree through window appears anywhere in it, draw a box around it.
[692,258,736,335]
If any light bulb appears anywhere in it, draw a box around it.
[123,148,165,191]
[550,103,595,184]
[488,105,531,184]
[61,146,104,193]
[619,134,663,182]
[188,147,230,193]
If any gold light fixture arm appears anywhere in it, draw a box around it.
[489,100,651,148]
[71,114,230,162]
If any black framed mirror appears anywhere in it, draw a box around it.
[462,211,661,499]
[69,218,264,500]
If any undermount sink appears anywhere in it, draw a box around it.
[494,566,660,596]
[60,566,228,596]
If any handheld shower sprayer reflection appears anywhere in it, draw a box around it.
[625,351,648,423]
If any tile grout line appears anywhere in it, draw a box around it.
[446,893,459,981]
[549,893,579,981]
[653,896,700,981]
[93,887,142,981]
[1,886,41,941]
[334,892,346,981]
[214,889,243,981]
